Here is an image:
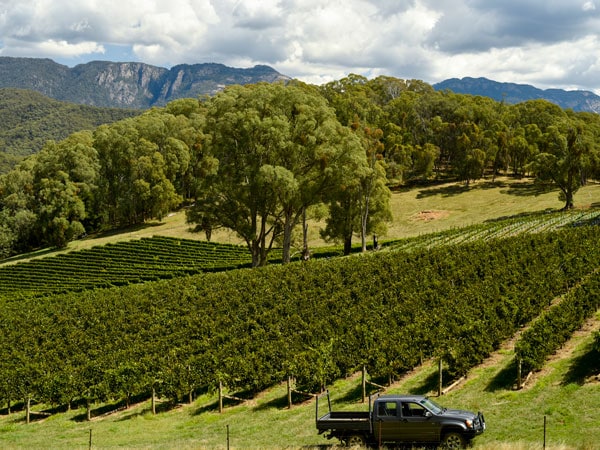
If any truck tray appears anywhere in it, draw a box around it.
[317,411,371,432]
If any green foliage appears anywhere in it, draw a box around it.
[0,226,598,414]
[187,81,365,266]
[2,75,600,265]
[515,271,600,373]
[0,88,138,169]
[0,236,253,296]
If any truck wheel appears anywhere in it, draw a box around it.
[346,434,366,447]
[441,432,466,449]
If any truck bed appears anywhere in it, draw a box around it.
[316,411,371,432]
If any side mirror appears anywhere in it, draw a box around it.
[424,411,433,418]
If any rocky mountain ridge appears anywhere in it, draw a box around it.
[0,57,290,108]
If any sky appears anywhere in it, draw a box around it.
[1,0,600,93]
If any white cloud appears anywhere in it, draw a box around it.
[583,1,596,11]
[1,0,600,92]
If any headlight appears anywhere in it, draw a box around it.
[465,419,473,428]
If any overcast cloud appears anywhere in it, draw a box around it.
[1,0,600,92]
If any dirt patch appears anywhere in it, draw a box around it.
[412,210,450,221]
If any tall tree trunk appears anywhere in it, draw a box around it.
[282,219,293,264]
[302,209,310,261]
[343,234,352,256]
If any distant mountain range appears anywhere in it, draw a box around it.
[0,57,290,109]
[433,77,600,113]
[1,57,599,113]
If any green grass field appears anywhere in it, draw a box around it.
[1,177,599,449]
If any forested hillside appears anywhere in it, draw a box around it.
[0,88,139,172]
[1,76,599,263]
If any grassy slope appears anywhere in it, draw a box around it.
[5,176,600,266]
[1,177,599,449]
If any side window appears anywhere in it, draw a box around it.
[377,401,398,416]
[402,402,427,417]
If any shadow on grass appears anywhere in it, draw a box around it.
[500,181,557,197]
[253,391,314,412]
[85,221,166,240]
[191,395,247,416]
[409,370,449,396]
[299,446,335,449]
[416,183,470,199]
[484,209,557,223]
[414,178,518,199]
[338,383,370,404]
[485,359,518,392]
[562,343,600,386]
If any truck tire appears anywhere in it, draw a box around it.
[441,431,466,449]
[346,434,367,447]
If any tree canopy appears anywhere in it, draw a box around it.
[186,82,368,266]
[1,75,599,259]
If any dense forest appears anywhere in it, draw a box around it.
[0,88,139,172]
[1,75,599,262]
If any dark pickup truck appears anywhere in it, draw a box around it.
[316,391,485,449]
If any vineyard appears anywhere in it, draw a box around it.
[387,208,600,252]
[0,222,598,426]
[1,208,598,298]
[0,237,253,296]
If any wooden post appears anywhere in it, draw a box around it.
[86,398,91,422]
[438,358,443,396]
[89,428,93,450]
[219,381,223,413]
[543,415,547,449]
[187,365,193,404]
[287,377,292,409]
[517,358,523,389]
[151,386,156,415]
[362,366,366,403]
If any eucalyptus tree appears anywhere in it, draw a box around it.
[94,119,181,226]
[187,81,361,266]
[319,124,392,255]
[320,74,382,127]
[531,114,596,209]
[0,159,37,256]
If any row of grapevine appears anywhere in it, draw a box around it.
[1,210,596,298]
[0,226,598,418]
[515,270,600,374]
[387,209,600,252]
[0,237,254,296]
